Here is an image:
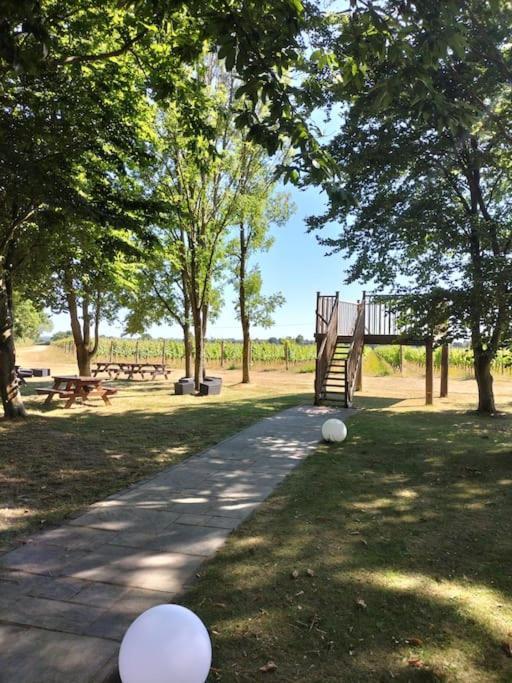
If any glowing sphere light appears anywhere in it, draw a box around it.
[119,604,212,683]
[321,418,347,443]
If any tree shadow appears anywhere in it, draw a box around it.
[0,384,311,550]
[174,406,512,681]
[3,383,511,681]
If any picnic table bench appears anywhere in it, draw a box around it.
[92,361,169,380]
[36,376,118,409]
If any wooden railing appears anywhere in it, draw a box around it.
[314,292,339,404]
[315,293,339,335]
[364,293,401,336]
[338,300,359,335]
[344,301,365,407]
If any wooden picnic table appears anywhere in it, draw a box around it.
[92,361,169,380]
[36,376,118,409]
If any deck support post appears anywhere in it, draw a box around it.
[425,337,434,405]
[355,346,363,392]
[440,343,449,397]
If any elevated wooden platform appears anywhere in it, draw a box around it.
[314,292,448,407]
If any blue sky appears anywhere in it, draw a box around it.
[48,183,365,341]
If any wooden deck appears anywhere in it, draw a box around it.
[314,292,448,407]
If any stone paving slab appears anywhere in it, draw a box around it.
[0,404,348,682]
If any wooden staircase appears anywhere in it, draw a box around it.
[320,340,350,404]
[314,293,365,408]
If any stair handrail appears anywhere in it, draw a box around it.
[315,292,339,404]
[344,300,365,406]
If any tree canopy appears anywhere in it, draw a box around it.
[308,0,512,413]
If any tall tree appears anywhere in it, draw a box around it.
[18,220,137,376]
[227,174,292,383]
[122,251,194,378]
[309,1,512,414]
[151,64,279,389]
[12,294,52,342]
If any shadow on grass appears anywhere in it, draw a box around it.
[0,385,311,550]
[176,404,512,682]
[3,384,511,680]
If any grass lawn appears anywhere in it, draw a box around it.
[0,346,311,551]
[184,396,512,682]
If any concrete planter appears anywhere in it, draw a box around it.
[199,376,222,396]
[174,377,195,395]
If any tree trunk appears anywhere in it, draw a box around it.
[0,267,26,418]
[75,342,91,376]
[190,298,206,390]
[239,222,250,383]
[182,272,192,377]
[183,321,192,378]
[242,318,250,384]
[473,350,496,414]
[193,312,204,391]
[0,284,26,418]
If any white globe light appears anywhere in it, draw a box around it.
[321,418,347,443]
[119,604,212,683]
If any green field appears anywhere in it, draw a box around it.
[53,336,317,366]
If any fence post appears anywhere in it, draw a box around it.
[285,342,289,371]
[109,340,113,362]
[135,340,139,363]
[220,340,224,367]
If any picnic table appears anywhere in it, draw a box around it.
[36,376,118,408]
[92,361,169,380]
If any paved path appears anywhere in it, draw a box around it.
[0,404,348,683]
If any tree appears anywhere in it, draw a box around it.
[20,220,135,376]
[227,170,292,383]
[309,1,512,414]
[0,0,336,420]
[1,0,331,175]
[150,63,285,389]
[122,252,194,378]
[12,294,52,342]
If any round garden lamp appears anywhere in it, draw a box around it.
[321,418,347,443]
[119,604,212,683]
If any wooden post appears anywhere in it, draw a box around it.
[355,347,363,391]
[109,340,113,363]
[135,340,139,363]
[315,291,320,335]
[425,338,433,405]
[220,340,224,367]
[440,343,449,397]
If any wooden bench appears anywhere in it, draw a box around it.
[36,388,74,398]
